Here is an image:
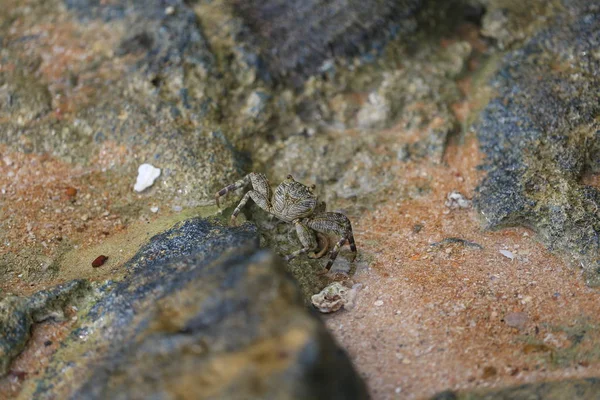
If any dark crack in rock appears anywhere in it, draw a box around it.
[15,218,367,399]
[474,0,600,285]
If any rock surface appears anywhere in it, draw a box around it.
[2,0,600,398]
[7,218,367,399]
[229,0,422,85]
[0,280,92,376]
[474,0,600,285]
[0,0,250,207]
[432,377,600,400]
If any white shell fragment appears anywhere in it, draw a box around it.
[311,282,362,313]
[499,249,515,260]
[445,190,472,209]
[134,163,161,192]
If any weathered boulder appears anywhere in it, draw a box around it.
[10,218,367,399]
[474,0,600,284]
[229,0,423,85]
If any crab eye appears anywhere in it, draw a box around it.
[287,174,293,180]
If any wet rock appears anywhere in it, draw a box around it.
[15,218,367,399]
[474,0,600,285]
[0,280,92,376]
[431,377,600,400]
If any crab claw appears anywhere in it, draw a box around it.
[215,193,221,208]
[229,215,238,226]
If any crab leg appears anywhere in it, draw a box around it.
[305,212,357,271]
[285,221,318,261]
[230,190,272,224]
[215,174,252,207]
[325,238,348,270]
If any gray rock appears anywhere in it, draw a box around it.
[14,218,367,399]
[229,0,422,85]
[0,0,253,205]
[0,280,93,376]
[474,0,600,284]
[431,377,600,400]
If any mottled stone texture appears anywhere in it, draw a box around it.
[230,0,422,84]
[14,218,367,399]
[474,0,600,284]
[432,377,600,400]
[66,0,215,75]
[0,280,92,376]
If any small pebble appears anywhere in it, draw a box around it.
[482,366,497,379]
[134,163,161,192]
[65,187,77,197]
[504,311,528,329]
[92,255,108,268]
[150,206,159,213]
[445,190,471,209]
[374,300,384,307]
[499,249,514,260]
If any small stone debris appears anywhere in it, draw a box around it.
[445,190,472,209]
[374,300,384,307]
[499,249,515,260]
[482,366,497,379]
[92,255,108,268]
[134,163,161,192]
[430,237,483,250]
[150,206,159,213]
[65,186,77,197]
[312,282,362,313]
[504,312,528,329]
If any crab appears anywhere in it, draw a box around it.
[215,172,357,272]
